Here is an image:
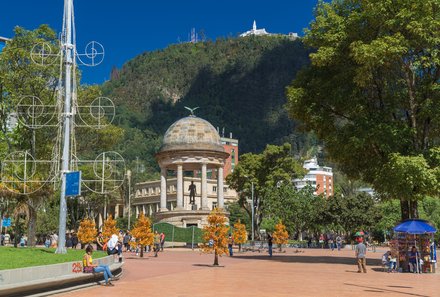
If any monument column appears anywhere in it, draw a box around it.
[160,167,168,212]
[217,166,224,209]
[176,164,184,209]
[201,163,209,210]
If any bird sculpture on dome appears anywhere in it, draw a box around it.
[184,106,199,116]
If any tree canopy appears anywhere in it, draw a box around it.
[226,143,304,238]
[287,0,440,219]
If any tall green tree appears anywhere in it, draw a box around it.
[263,185,324,240]
[325,192,379,235]
[287,0,440,219]
[226,143,304,238]
[0,25,59,246]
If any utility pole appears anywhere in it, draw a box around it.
[56,0,74,254]
[127,170,132,230]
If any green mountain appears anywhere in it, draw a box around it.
[102,36,314,174]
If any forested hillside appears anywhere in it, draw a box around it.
[102,36,314,175]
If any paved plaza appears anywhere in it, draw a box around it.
[56,247,438,297]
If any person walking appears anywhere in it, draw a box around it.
[160,232,165,252]
[328,238,334,251]
[336,235,342,251]
[355,238,367,273]
[228,234,234,256]
[153,231,161,257]
[123,231,131,252]
[267,233,273,257]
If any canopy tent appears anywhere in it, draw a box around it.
[393,219,437,273]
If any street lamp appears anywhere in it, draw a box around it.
[126,170,132,230]
[244,176,255,242]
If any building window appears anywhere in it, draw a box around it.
[223,187,228,193]
[212,202,217,210]
[213,186,217,193]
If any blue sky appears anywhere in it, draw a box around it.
[1,0,319,84]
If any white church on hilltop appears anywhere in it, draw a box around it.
[240,20,298,39]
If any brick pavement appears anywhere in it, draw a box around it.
[56,247,438,297]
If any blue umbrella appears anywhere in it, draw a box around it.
[393,219,437,234]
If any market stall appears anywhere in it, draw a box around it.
[392,219,437,273]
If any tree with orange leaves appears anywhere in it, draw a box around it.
[102,215,118,244]
[233,220,247,252]
[201,208,229,266]
[129,213,154,257]
[77,218,97,246]
[273,220,289,252]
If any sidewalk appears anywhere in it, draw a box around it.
[56,248,438,297]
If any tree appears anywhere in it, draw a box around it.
[227,143,304,239]
[102,215,118,244]
[273,220,289,252]
[287,0,440,220]
[373,200,401,242]
[0,25,59,247]
[77,218,97,246]
[263,184,324,240]
[232,220,247,252]
[130,213,154,257]
[325,193,379,235]
[201,208,229,266]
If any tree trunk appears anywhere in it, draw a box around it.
[213,251,219,266]
[298,230,303,241]
[140,245,144,257]
[13,217,19,248]
[27,208,37,246]
[400,200,410,221]
[238,243,241,252]
[278,244,282,252]
[409,200,419,219]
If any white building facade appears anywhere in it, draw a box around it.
[293,157,334,198]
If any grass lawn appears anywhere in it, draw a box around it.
[0,247,107,270]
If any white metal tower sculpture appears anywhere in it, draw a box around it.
[0,0,125,254]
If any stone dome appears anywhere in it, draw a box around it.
[159,116,224,153]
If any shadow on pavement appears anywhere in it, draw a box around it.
[344,283,429,297]
[233,254,382,267]
[193,264,225,268]
[125,256,150,260]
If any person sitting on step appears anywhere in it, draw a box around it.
[83,245,119,286]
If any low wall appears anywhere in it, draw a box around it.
[0,255,122,297]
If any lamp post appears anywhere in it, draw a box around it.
[244,175,255,242]
[250,181,254,242]
[126,170,132,230]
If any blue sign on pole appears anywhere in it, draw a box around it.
[2,218,11,227]
[65,171,81,197]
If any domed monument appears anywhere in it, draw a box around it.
[131,110,238,228]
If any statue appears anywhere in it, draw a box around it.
[188,181,197,204]
[184,106,199,116]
